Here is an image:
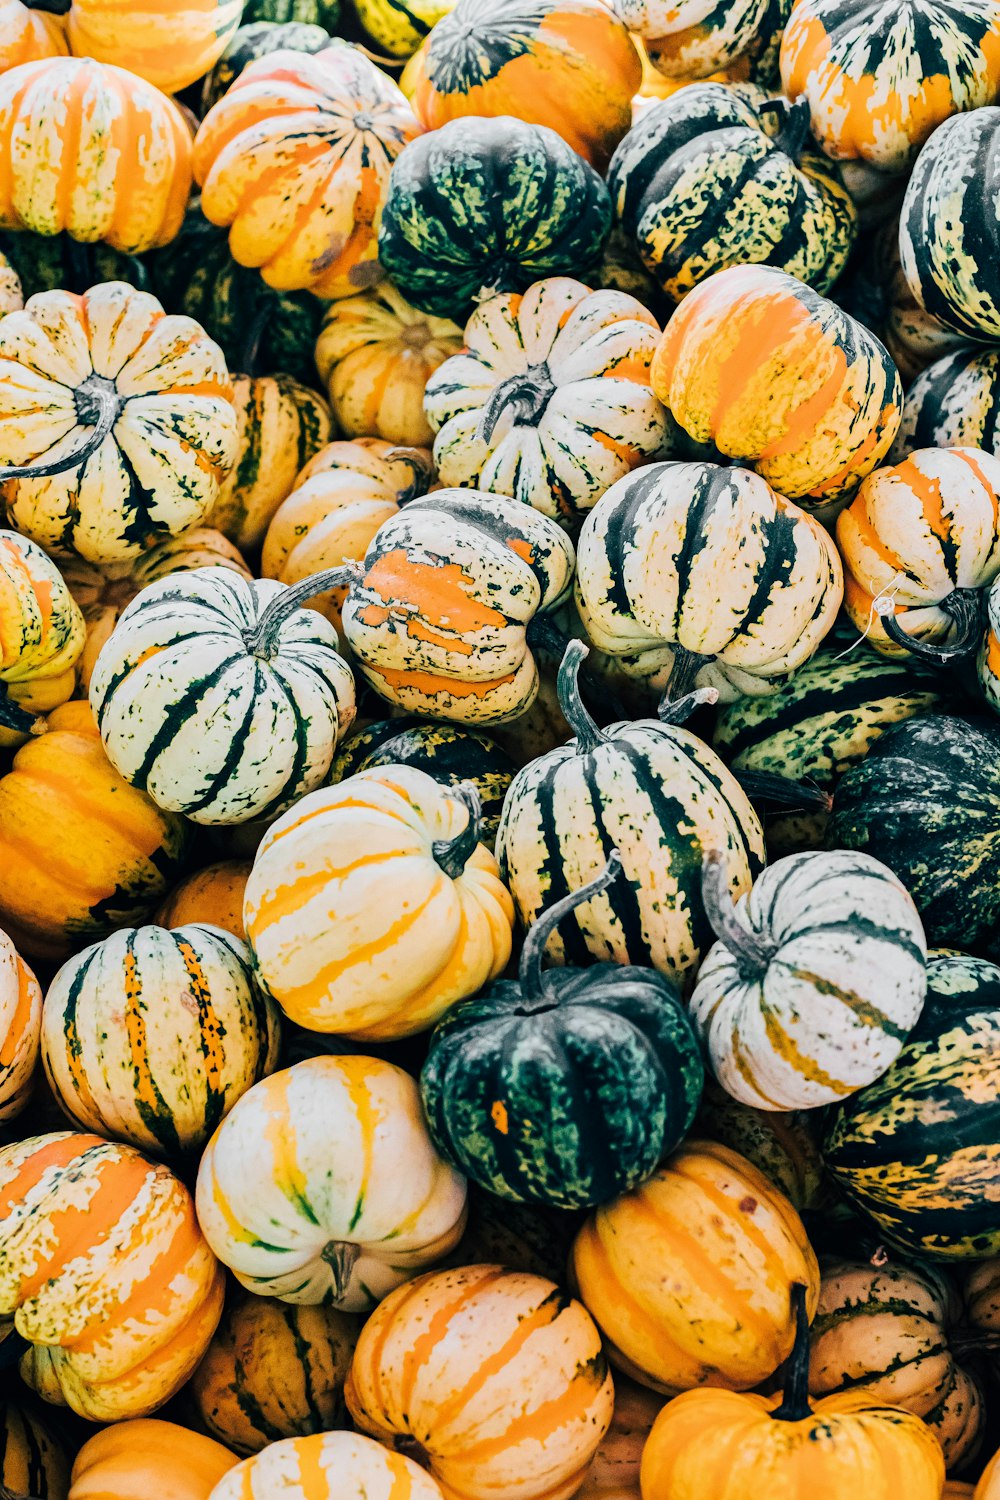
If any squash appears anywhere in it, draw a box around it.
[193,47,421,298]
[824,951,1000,1260]
[611,0,791,79]
[575,461,842,703]
[209,1431,444,1500]
[894,349,1000,461]
[0,532,84,744]
[809,1260,985,1469]
[66,0,242,93]
[780,0,1000,174]
[0,1399,68,1499]
[578,1379,663,1500]
[0,701,190,962]
[978,1464,1000,1500]
[421,851,704,1210]
[0,0,67,73]
[650,263,902,509]
[346,1262,614,1500]
[378,115,613,320]
[638,1282,946,1499]
[191,1292,360,1455]
[0,1131,224,1421]
[68,1421,237,1500]
[245,764,513,1037]
[315,282,461,448]
[0,281,238,569]
[41,922,281,1157]
[89,568,356,826]
[195,1054,468,1308]
[0,58,191,252]
[201,21,331,113]
[156,862,252,939]
[441,1184,579,1283]
[424,277,669,526]
[243,0,338,20]
[0,929,40,1125]
[696,1088,825,1210]
[571,1139,819,1393]
[610,87,855,302]
[353,0,457,58]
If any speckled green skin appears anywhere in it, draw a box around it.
[201,22,332,113]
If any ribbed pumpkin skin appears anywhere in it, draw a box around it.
[894,349,1000,461]
[378,115,613,320]
[67,0,243,93]
[0,0,67,72]
[195,1055,468,1308]
[0,1131,224,1421]
[824,952,1000,1260]
[424,278,668,525]
[157,862,252,940]
[0,931,41,1124]
[0,282,239,569]
[355,0,458,57]
[201,21,331,114]
[194,48,422,299]
[571,1140,819,1393]
[611,0,784,78]
[651,264,902,508]
[578,1379,662,1500]
[696,1090,825,1210]
[347,1263,614,1500]
[192,1293,360,1454]
[0,1399,69,1499]
[0,701,190,963]
[610,85,855,302]
[0,59,191,252]
[210,1431,444,1500]
[69,1420,238,1500]
[0,532,84,738]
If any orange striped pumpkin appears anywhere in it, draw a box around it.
[156,861,252,940]
[209,1431,445,1500]
[67,0,244,94]
[0,0,67,74]
[69,1419,238,1500]
[0,926,40,1124]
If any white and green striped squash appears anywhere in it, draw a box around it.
[893,348,1000,462]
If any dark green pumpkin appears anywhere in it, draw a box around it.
[420,854,704,1210]
[824,951,1000,1260]
[892,348,1000,462]
[377,115,613,320]
[241,0,340,26]
[742,0,793,87]
[201,21,332,113]
[0,231,147,299]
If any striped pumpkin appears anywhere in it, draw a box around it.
[89,568,357,826]
[578,1379,663,1500]
[611,0,788,79]
[0,1400,68,1500]
[424,278,669,525]
[355,0,458,58]
[824,951,1000,1259]
[0,532,84,743]
[67,0,242,93]
[0,0,67,73]
[571,1139,819,1393]
[0,929,40,1125]
[201,21,331,113]
[314,283,461,448]
[157,862,252,940]
[894,349,1000,461]
[575,461,842,702]
[346,1263,614,1500]
[210,1432,444,1500]
[609,86,855,303]
[195,1055,468,1309]
[696,1088,825,1209]
[194,48,422,299]
[0,281,239,569]
[244,764,513,1037]
[0,1131,224,1421]
[0,701,190,962]
[41,923,281,1157]
[69,1421,238,1500]
[192,1292,360,1455]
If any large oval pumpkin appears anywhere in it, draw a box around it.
[208,1431,445,1500]
[66,0,244,93]
[68,1420,238,1500]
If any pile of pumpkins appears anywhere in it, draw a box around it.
[4,0,1000,1497]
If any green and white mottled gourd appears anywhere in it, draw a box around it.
[41,923,282,1156]
[420,852,704,1211]
[893,348,1000,461]
[201,22,332,113]
[609,86,855,303]
[241,0,341,25]
[497,640,765,983]
[689,849,927,1111]
[824,951,1000,1260]
[89,568,356,826]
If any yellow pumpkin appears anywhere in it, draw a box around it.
[696,1088,826,1212]
[208,1431,445,1500]
[579,1378,664,1500]
[66,0,244,94]
[0,0,66,74]
[977,1454,1000,1499]
[156,861,252,940]
[0,1397,70,1499]
[0,530,84,743]
[68,1419,237,1500]
[0,926,40,1124]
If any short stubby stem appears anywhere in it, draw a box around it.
[321,1239,361,1302]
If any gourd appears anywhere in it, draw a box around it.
[571,1139,819,1393]
[66,0,243,94]
[578,1379,663,1500]
[0,1131,225,1421]
[0,930,41,1124]
[0,533,83,743]
[242,0,339,21]
[208,1432,445,1500]
[0,0,67,73]
[696,1088,825,1210]
[195,1054,468,1308]
[0,1399,69,1499]
[346,1263,614,1500]
[156,862,252,939]
[201,21,331,113]
[0,281,239,568]
[193,47,421,298]
[353,0,457,58]
[421,852,704,1210]
[894,349,1000,461]
[89,568,357,826]
[978,1463,1000,1500]
[610,0,790,80]
[424,277,669,525]
[441,1184,579,1283]
[68,1421,238,1500]
[244,764,513,1037]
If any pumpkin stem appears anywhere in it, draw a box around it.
[321,1239,361,1302]
[949,1328,1000,1359]
[557,639,607,754]
[239,294,276,377]
[0,684,45,738]
[519,850,624,1010]
[384,446,435,503]
[759,96,814,162]
[477,365,555,446]
[663,645,711,704]
[877,586,983,666]
[702,850,775,979]
[0,372,122,482]
[731,770,833,813]
[244,565,364,658]
[657,685,718,726]
[772,1283,812,1424]
[24,0,70,11]
[432,781,482,879]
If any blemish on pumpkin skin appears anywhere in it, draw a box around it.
[739,1196,758,1214]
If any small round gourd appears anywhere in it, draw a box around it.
[157,861,252,939]
[0,531,84,741]
[69,1421,238,1500]
[208,1432,445,1500]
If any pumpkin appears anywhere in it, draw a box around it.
[780,0,1000,174]
[575,461,842,703]
[68,1421,237,1500]
[0,701,190,962]
[201,21,331,113]
[193,47,422,298]
[315,282,461,448]
[611,0,790,79]
[245,764,513,1037]
[353,0,457,58]
[89,567,356,826]
[0,532,83,743]
[638,1282,946,1499]
[894,349,1000,461]
[696,1087,825,1210]
[0,929,40,1125]
[156,862,252,939]
[191,1292,360,1455]
[65,0,242,93]
[0,58,191,252]
[209,1431,444,1500]
[424,277,669,526]
[571,1139,819,1393]
[243,0,338,20]
[808,1260,985,1469]
[346,1262,614,1500]
[0,281,239,569]
[441,1184,579,1283]
[421,851,704,1210]
[0,1400,68,1499]
[195,1054,468,1308]
[824,951,1000,1260]
[378,115,613,320]
[978,1465,1000,1500]
[0,0,66,74]
[610,87,855,303]
[578,1379,663,1500]
[650,263,902,509]
[0,1131,224,1420]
